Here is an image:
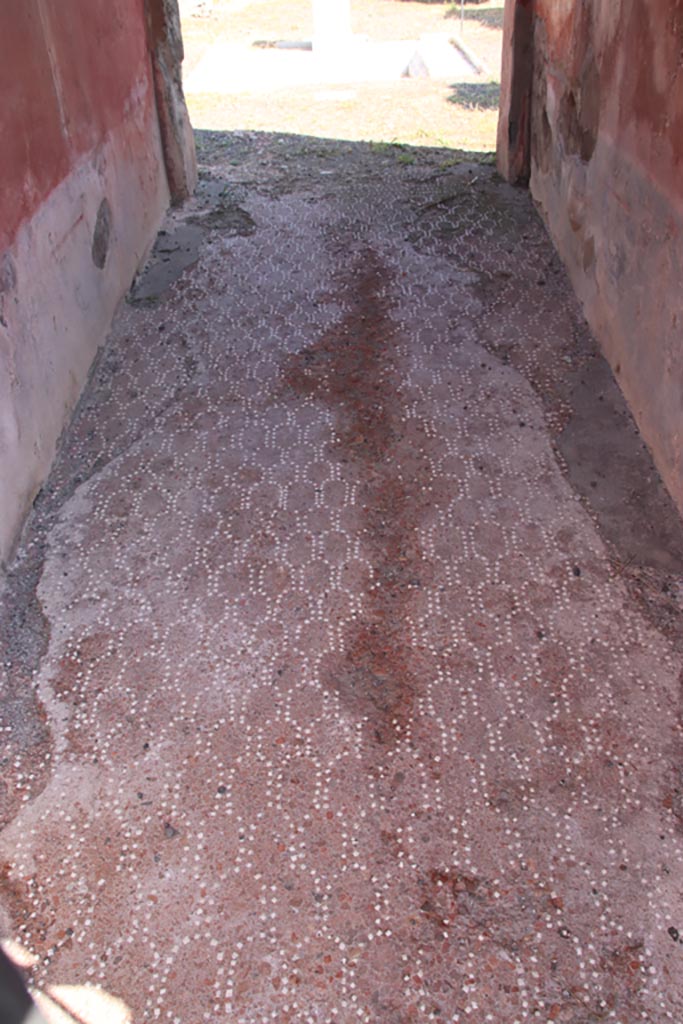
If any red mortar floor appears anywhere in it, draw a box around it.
[2,133,683,1023]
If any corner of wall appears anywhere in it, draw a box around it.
[145,0,198,203]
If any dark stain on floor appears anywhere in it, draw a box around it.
[283,250,434,744]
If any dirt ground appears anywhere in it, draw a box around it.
[180,0,503,150]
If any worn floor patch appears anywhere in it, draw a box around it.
[1,131,683,1024]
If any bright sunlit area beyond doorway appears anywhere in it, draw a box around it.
[180,0,504,153]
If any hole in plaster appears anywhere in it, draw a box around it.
[92,199,113,270]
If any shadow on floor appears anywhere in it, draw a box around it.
[448,81,500,109]
[446,5,505,29]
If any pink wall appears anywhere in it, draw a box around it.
[534,0,683,194]
[0,0,171,564]
[0,0,160,251]
[524,0,683,514]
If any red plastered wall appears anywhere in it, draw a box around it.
[526,0,683,515]
[0,0,152,251]
[535,0,683,209]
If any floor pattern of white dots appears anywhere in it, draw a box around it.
[1,132,683,1023]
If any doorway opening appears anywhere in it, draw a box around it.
[179,0,503,154]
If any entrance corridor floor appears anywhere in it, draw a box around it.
[2,132,683,1023]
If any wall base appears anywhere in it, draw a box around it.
[531,134,683,516]
[0,90,169,566]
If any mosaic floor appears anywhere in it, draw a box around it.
[2,132,683,1023]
